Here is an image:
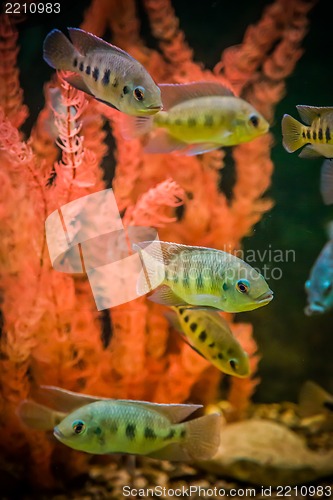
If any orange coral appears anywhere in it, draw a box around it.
[0,0,316,485]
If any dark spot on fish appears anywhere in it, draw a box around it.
[94,426,102,435]
[123,86,130,94]
[189,322,197,332]
[204,115,214,127]
[306,130,311,140]
[217,353,224,360]
[312,131,317,140]
[180,429,186,438]
[144,427,157,439]
[174,118,182,126]
[73,58,78,68]
[326,126,331,142]
[188,117,196,127]
[184,315,189,323]
[112,78,119,88]
[196,273,204,290]
[79,62,84,72]
[109,420,118,433]
[318,128,323,141]
[229,359,237,371]
[199,330,207,342]
[126,423,136,440]
[164,429,175,440]
[183,270,189,289]
[178,307,185,315]
[324,401,333,412]
[302,131,306,138]
[85,65,91,75]
[222,283,228,291]
[92,67,99,81]
[102,69,111,86]
[208,342,215,348]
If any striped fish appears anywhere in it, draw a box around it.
[282,105,333,159]
[43,28,162,116]
[165,306,250,377]
[133,241,273,313]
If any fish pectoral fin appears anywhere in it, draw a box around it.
[164,310,183,332]
[179,143,221,156]
[68,27,134,61]
[148,285,187,306]
[96,98,119,111]
[296,105,333,125]
[298,145,322,159]
[147,443,191,462]
[115,400,202,423]
[64,73,94,96]
[320,159,333,205]
[159,81,234,110]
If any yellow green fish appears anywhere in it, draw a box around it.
[121,81,269,155]
[165,307,250,377]
[282,105,333,159]
[133,241,273,313]
[43,28,162,116]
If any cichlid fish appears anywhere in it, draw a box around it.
[304,223,333,315]
[298,381,333,432]
[43,28,162,116]
[53,399,221,461]
[121,81,269,155]
[282,105,333,159]
[133,241,273,313]
[165,307,250,377]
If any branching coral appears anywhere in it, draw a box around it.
[0,0,316,485]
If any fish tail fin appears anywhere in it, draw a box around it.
[43,29,78,70]
[120,114,154,140]
[133,241,166,295]
[17,400,65,431]
[299,381,333,417]
[182,413,221,460]
[282,114,305,152]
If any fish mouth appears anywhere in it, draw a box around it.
[256,290,274,304]
[53,426,65,440]
[304,303,325,316]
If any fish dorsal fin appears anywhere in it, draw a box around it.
[159,81,234,111]
[298,380,333,418]
[298,144,322,159]
[296,105,333,125]
[133,240,206,266]
[37,385,110,412]
[116,399,202,423]
[67,27,134,60]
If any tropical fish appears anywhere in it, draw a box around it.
[121,81,269,155]
[165,307,250,377]
[43,28,162,116]
[282,105,333,159]
[133,240,273,313]
[53,399,221,461]
[304,223,333,315]
[298,381,333,430]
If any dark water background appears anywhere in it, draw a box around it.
[15,0,332,403]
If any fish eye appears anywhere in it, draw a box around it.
[229,359,238,371]
[133,86,145,101]
[236,279,250,294]
[323,280,333,296]
[249,114,259,127]
[72,420,86,435]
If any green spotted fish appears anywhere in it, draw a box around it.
[133,241,273,313]
[43,28,162,116]
[165,307,250,377]
[121,81,269,155]
[54,400,220,461]
[18,386,221,461]
[282,106,333,159]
